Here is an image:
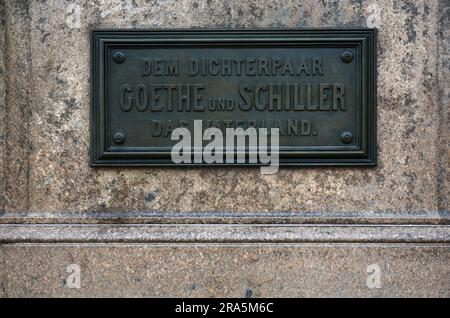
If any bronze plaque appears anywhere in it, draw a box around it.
[92,29,376,166]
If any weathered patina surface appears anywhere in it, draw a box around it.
[92,29,376,166]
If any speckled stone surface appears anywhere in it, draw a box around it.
[438,0,450,213]
[0,0,6,214]
[0,0,448,215]
[0,244,448,298]
[1,0,449,298]
[2,224,449,243]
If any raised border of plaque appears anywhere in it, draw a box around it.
[91,29,376,166]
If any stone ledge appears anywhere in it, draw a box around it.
[1,224,449,243]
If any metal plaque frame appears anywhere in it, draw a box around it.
[91,29,377,166]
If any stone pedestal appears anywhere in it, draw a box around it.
[0,0,449,297]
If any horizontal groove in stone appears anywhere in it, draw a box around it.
[0,211,449,225]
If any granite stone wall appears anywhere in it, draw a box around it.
[0,0,449,297]
[0,0,447,215]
